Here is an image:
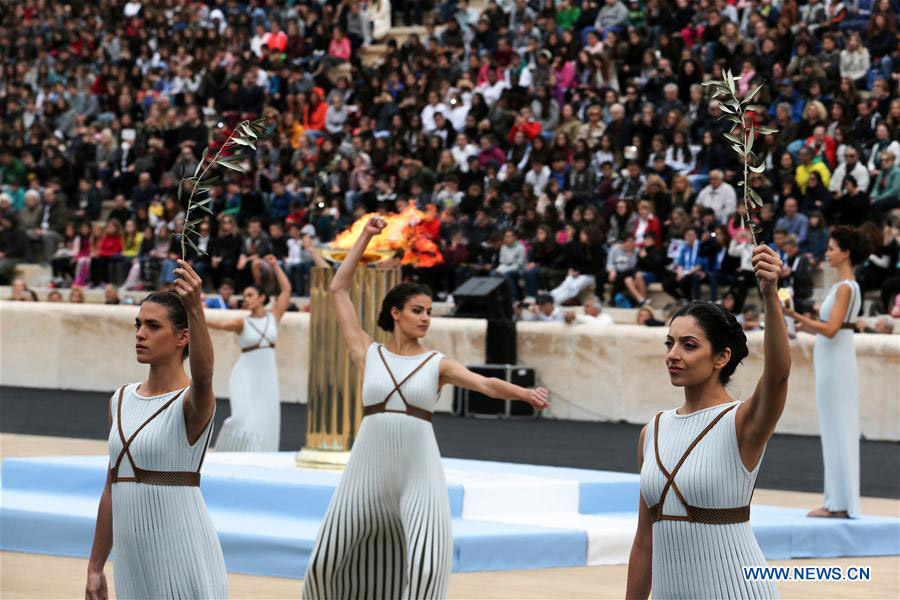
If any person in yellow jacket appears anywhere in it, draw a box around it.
[795,146,831,194]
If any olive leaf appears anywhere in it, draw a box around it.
[177,116,275,259]
[707,70,780,246]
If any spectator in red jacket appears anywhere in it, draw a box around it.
[91,219,124,285]
[805,125,837,169]
[508,106,542,142]
[633,199,663,248]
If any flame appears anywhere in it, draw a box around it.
[332,206,444,267]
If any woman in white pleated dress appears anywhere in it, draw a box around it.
[86,260,226,600]
[302,217,550,600]
[786,226,867,518]
[208,255,291,452]
[627,245,791,599]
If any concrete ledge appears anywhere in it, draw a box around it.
[1,302,897,440]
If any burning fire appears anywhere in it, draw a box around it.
[331,206,444,267]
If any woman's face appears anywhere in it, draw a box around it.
[242,286,266,311]
[616,200,627,216]
[70,288,85,303]
[780,153,793,168]
[536,227,547,242]
[665,316,730,388]
[391,294,432,339]
[134,302,187,365]
[825,237,849,268]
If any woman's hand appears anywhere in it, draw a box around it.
[173,259,203,310]
[363,216,386,237]
[752,244,782,297]
[85,570,108,600]
[526,387,550,410]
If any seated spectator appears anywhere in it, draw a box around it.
[527,293,564,322]
[550,225,605,305]
[871,151,900,222]
[702,225,737,302]
[695,170,736,224]
[776,197,811,246]
[636,307,665,327]
[606,233,650,307]
[800,211,829,266]
[104,284,121,305]
[492,229,527,300]
[663,227,707,301]
[91,220,124,286]
[795,146,832,194]
[205,279,238,310]
[564,296,615,325]
[867,123,900,173]
[779,235,815,314]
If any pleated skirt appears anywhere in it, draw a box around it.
[112,485,227,599]
[215,348,280,452]
[303,413,453,599]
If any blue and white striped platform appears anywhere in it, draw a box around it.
[1,453,897,578]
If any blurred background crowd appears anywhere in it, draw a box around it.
[1,0,898,322]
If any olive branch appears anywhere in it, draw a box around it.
[702,70,778,246]
[177,117,274,259]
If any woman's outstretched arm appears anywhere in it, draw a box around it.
[331,217,385,366]
[265,254,293,320]
[737,245,792,471]
[439,358,550,410]
[173,259,216,443]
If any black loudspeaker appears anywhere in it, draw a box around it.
[486,318,516,364]
[451,276,517,363]
[451,276,513,320]
[453,364,538,419]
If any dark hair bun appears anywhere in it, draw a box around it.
[671,301,748,385]
[831,225,871,266]
[377,282,433,332]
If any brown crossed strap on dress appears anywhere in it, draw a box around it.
[363,345,438,422]
[647,403,752,525]
[110,385,214,486]
[242,313,276,352]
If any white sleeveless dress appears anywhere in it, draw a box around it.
[640,401,777,599]
[303,342,452,600]
[215,312,280,452]
[814,279,861,516]
[108,383,227,599]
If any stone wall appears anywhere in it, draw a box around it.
[2,302,897,440]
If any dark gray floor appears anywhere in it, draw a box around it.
[2,386,897,499]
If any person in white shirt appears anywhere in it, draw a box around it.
[696,169,737,224]
[475,69,509,106]
[829,146,870,195]
[564,296,615,325]
[524,157,551,196]
[250,24,271,58]
[528,293,564,322]
[447,92,471,131]
[451,133,479,172]
[420,90,449,133]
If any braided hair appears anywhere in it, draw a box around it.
[670,301,748,385]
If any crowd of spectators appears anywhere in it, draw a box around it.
[1,0,898,318]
